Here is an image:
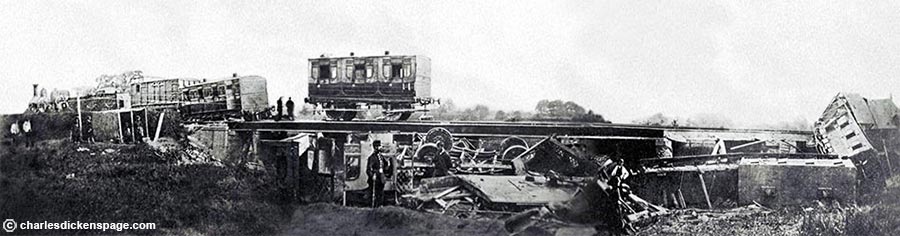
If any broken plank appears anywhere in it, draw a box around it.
[421,186,460,202]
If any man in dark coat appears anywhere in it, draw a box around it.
[276,97,284,121]
[286,97,295,120]
[366,140,388,207]
[432,141,452,177]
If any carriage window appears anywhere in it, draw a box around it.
[346,66,354,79]
[346,155,360,180]
[318,65,330,79]
[330,66,337,79]
[212,86,220,97]
[135,84,141,93]
[218,86,226,97]
[391,64,402,78]
[383,64,391,77]
[312,67,320,79]
[366,65,373,78]
[354,64,365,80]
[198,89,204,98]
[403,64,411,77]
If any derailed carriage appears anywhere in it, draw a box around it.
[305,52,435,121]
[178,75,269,121]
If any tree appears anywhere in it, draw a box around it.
[572,110,610,123]
[494,110,508,121]
[563,101,585,117]
[632,113,678,126]
[535,99,550,114]
[431,99,459,120]
[685,113,734,128]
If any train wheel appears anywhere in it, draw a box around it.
[414,143,441,162]
[341,111,357,121]
[501,145,528,160]
[500,136,528,152]
[425,127,453,150]
[325,110,344,120]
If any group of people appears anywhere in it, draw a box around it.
[71,115,95,143]
[8,119,35,151]
[274,97,296,121]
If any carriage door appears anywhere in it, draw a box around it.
[118,111,134,143]
[132,109,148,141]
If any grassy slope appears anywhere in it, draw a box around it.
[0,141,294,235]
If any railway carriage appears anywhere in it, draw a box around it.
[129,77,201,108]
[306,52,435,121]
[180,75,269,121]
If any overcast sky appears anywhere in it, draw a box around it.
[2,0,899,127]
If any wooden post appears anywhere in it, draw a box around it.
[76,96,83,140]
[883,140,892,174]
[130,110,136,142]
[677,189,687,208]
[698,171,713,209]
[251,131,260,165]
[670,193,680,208]
[154,112,165,141]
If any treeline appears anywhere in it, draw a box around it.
[429,99,610,123]
[631,112,812,130]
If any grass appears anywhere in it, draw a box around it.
[799,175,900,236]
[0,140,294,235]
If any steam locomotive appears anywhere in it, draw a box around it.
[305,52,436,121]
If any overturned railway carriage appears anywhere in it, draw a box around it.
[814,93,900,193]
[306,53,434,121]
[180,75,269,121]
[129,77,201,108]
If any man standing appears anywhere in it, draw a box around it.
[22,119,33,148]
[9,121,20,150]
[286,97,295,120]
[432,141,453,177]
[276,97,284,121]
[366,140,386,207]
[84,115,94,143]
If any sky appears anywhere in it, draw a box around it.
[1,0,899,127]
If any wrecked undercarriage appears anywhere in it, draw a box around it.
[242,117,872,234]
[240,92,900,234]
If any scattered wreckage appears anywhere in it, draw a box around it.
[239,92,900,234]
[401,133,668,234]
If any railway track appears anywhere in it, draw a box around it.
[227,120,811,139]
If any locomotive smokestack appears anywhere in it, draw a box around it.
[33,84,38,96]
[385,51,390,55]
[350,52,355,57]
